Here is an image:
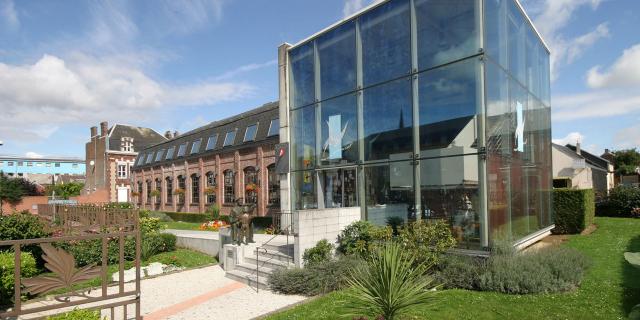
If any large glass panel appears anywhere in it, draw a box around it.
[145,153,154,164]
[292,170,317,210]
[508,0,526,84]
[190,139,202,154]
[176,143,187,157]
[418,58,480,155]
[223,130,236,147]
[290,42,315,108]
[360,0,411,86]
[244,124,258,142]
[485,60,511,242]
[525,27,540,98]
[364,162,415,226]
[318,21,356,100]
[484,0,508,68]
[416,0,479,70]
[320,94,358,165]
[267,119,279,137]
[509,79,530,240]
[206,134,218,150]
[223,170,235,203]
[165,146,175,160]
[362,77,413,161]
[319,168,358,208]
[420,154,481,249]
[291,105,316,170]
[539,43,551,106]
[155,150,165,162]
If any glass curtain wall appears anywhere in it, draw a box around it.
[288,0,551,249]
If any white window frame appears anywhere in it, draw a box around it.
[117,163,128,179]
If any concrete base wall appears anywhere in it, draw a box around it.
[174,235,220,257]
[293,207,361,267]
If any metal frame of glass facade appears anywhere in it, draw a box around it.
[286,0,551,250]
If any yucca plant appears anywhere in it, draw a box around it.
[343,242,438,320]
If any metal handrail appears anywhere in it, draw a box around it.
[255,212,294,292]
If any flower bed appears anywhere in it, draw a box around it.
[199,220,228,231]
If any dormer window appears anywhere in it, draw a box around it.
[121,137,134,152]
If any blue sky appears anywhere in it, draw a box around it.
[0,0,638,159]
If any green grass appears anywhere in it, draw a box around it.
[266,217,640,320]
[164,221,204,231]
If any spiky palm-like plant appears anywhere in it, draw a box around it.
[343,242,438,320]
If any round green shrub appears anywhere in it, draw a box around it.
[397,219,456,268]
[597,185,640,217]
[0,251,38,306]
[303,239,334,267]
[0,212,51,267]
[46,308,101,320]
[336,221,392,256]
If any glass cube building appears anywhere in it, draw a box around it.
[280,0,552,250]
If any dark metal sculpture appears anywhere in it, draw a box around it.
[230,198,256,245]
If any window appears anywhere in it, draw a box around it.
[292,105,316,170]
[223,130,236,147]
[362,77,413,161]
[244,167,258,204]
[317,20,356,100]
[177,176,186,204]
[18,162,23,166]
[319,168,357,208]
[206,172,217,204]
[206,134,218,150]
[136,155,145,166]
[267,119,279,137]
[36,162,43,167]
[121,137,134,152]
[46,163,51,167]
[54,163,60,167]
[155,178,162,204]
[364,162,414,225]
[191,174,200,204]
[415,0,479,70]
[117,164,127,178]
[165,177,173,204]
[292,170,317,210]
[155,150,165,162]
[320,93,358,165]
[165,146,175,160]
[137,182,143,204]
[146,180,152,204]
[223,170,235,204]
[7,161,13,166]
[360,0,411,86]
[244,124,258,142]
[177,143,187,157]
[267,164,280,206]
[289,42,315,108]
[190,139,202,154]
[27,162,33,167]
[146,153,154,164]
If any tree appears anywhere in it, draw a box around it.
[14,177,43,196]
[0,173,25,214]
[612,149,640,176]
[46,182,84,199]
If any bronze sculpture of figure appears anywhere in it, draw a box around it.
[230,198,256,245]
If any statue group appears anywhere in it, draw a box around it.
[230,198,256,245]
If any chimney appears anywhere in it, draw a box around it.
[164,131,173,139]
[173,130,179,138]
[100,121,108,137]
[90,126,97,137]
[605,148,610,154]
[576,141,581,155]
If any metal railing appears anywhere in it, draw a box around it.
[256,211,294,292]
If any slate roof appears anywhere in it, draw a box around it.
[108,125,167,152]
[565,144,611,171]
[133,101,279,169]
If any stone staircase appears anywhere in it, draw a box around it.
[224,242,294,290]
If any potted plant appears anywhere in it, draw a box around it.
[204,186,217,195]
[173,188,185,195]
[149,190,161,198]
[245,183,258,192]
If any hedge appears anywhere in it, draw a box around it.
[1,251,38,306]
[161,211,210,223]
[596,185,640,217]
[552,188,595,234]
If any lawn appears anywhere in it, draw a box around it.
[266,217,640,320]
[164,221,204,231]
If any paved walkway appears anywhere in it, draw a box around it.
[19,265,305,320]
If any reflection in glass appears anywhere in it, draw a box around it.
[416,0,479,70]
[320,94,358,165]
[507,0,526,84]
[292,170,317,210]
[484,0,508,68]
[360,0,411,86]
[290,42,315,108]
[244,124,258,142]
[420,155,480,248]
[418,58,479,154]
[319,168,358,208]
[318,21,356,100]
[363,77,413,161]
[364,162,414,226]
[223,130,236,147]
[291,105,316,170]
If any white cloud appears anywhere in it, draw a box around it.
[214,60,277,81]
[158,0,226,34]
[25,152,43,159]
[0,0,18,30]
[553,132,585,146]
[0,54,253,143]
[587,44,640,89]
[527,0,608,81]
[614,125,640,150]
[553,89,640,121]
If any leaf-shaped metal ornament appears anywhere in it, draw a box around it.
[22,244,102,295]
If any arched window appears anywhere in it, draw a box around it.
[244,166,258,204]
[267,164,280,207]
[206,171,217,204]
[165,177,173,204]
[155,178,162,204]
[146,180,152,204]
[191,174,200,204]
[177,175,186,204]
[223,170,235,204]
[137,181,143,204]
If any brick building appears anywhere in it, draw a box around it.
[131,102,280,217]
[85,121,167,203]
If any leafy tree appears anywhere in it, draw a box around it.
[0,173,25,214]
[46,182,84,199]
[13,177,43,196]
[611,149,640,176]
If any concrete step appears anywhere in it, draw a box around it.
[260,243,294,255]
[243,256,293,270]
[254,248,294,264]
[225,269,269,290]
[234,263,277,278]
